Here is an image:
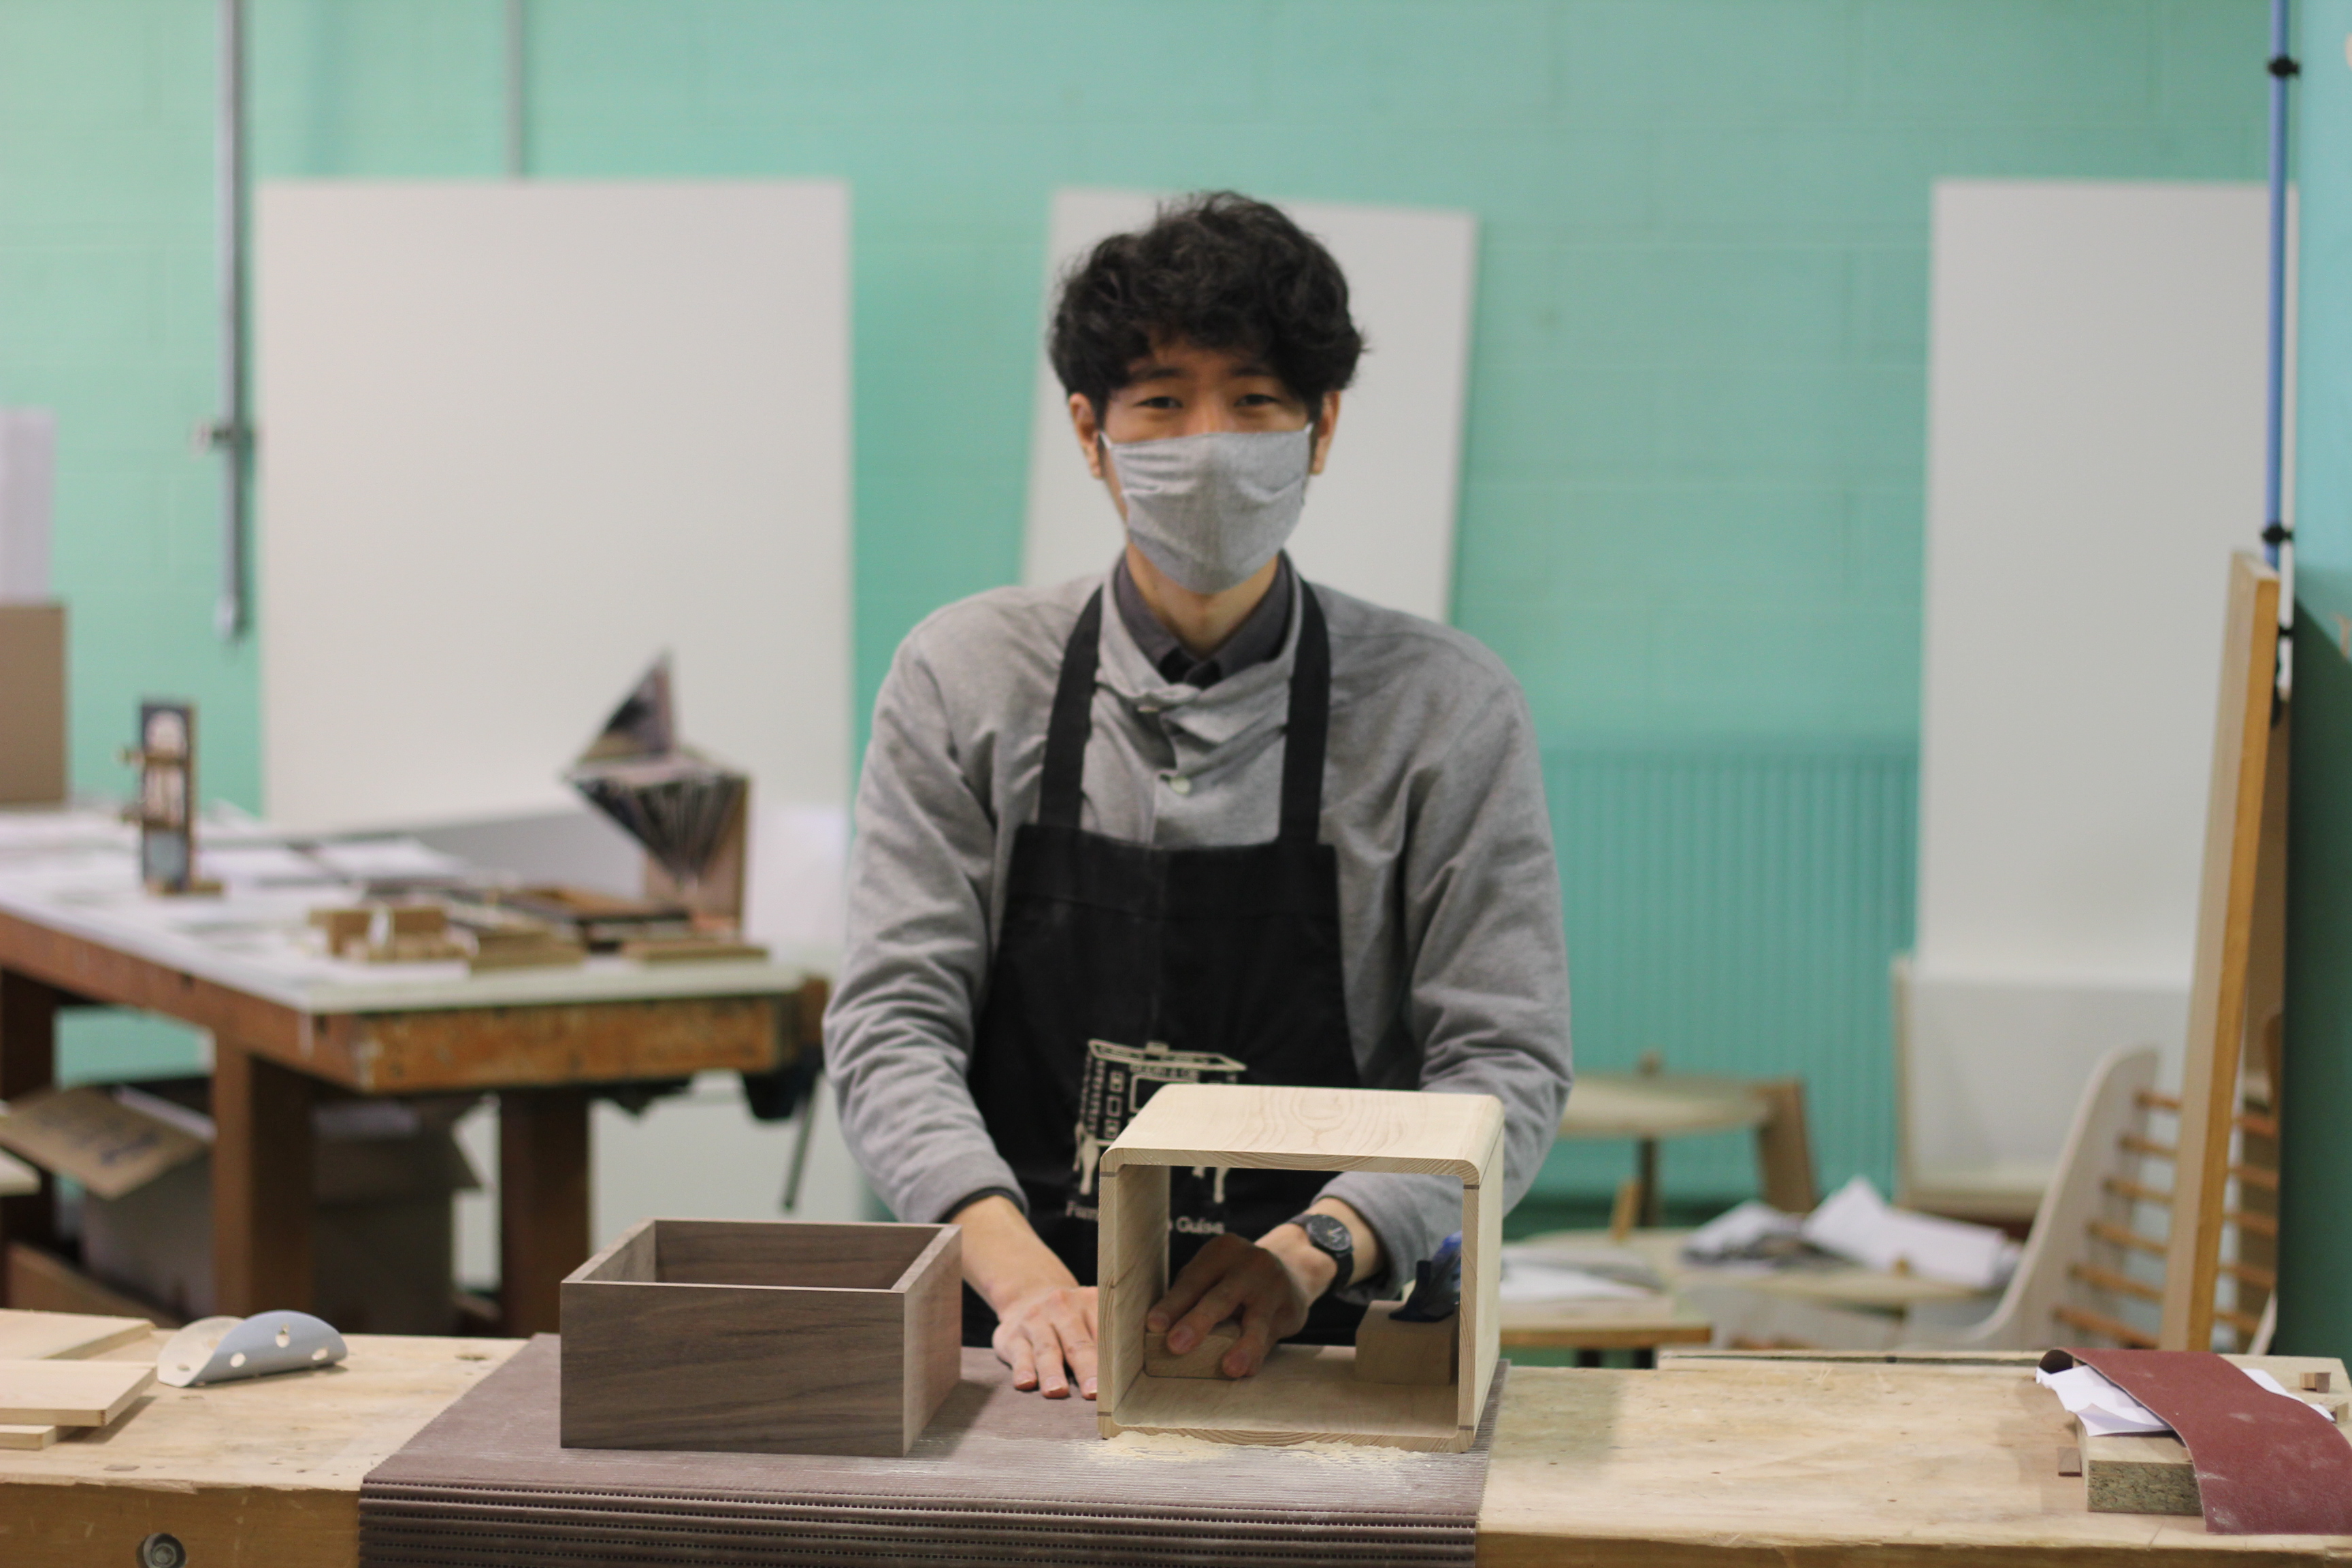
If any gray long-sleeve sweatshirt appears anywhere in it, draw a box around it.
[824,560,1573,1290]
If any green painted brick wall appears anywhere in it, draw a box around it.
[0,1,2269,1196]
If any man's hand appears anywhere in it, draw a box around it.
[1145,1232,1313,1379]
[992,1279,1099,1399]
[954,1193,1099,1398]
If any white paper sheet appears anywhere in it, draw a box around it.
[1801,1175,2020,1290]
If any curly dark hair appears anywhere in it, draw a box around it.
[1048,192,1365,421]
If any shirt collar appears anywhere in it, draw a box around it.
[1111,553,1294,691]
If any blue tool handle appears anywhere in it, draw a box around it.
[1394,1230,1463,1322]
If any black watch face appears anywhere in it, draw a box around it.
[1301,1213,1350,1257]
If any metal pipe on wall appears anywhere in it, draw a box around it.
[210,0,250,641]
[2265,0,2298,689]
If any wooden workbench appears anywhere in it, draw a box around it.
[0,813,818,1333]
[5,1334,2347,1565]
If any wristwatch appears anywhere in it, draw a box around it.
[1284,1211,1355,1294]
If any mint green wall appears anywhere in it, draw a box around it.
[0,1,2267,1197]
[2283,0,2352,1358]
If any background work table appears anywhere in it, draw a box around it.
[5,1337,2349,1565]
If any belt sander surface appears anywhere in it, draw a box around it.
[361,1337,1504,1566]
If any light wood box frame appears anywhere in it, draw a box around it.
[560,1217,960,1457]
[1097,1083,1505,1452]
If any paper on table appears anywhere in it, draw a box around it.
[2038,1363,2172,1436]
[197,843,336,886]
[306,838,472,879]
[2036,1362,2306,1438]
[1498,1256,1656,1303]
[1681,1199,1803,1264]
[1800,1175,2019,1290]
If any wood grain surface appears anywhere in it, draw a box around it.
[1103,1084,1505,1180]
[2164,553,2281,1351]
[0,1309,152,1361]
[0,1358,154,1425]
[0,1330,517,1568]
[560,1218,962,1456]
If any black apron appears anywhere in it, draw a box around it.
[964,582,1365,1347]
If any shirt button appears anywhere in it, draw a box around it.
[1166,774,1192,796]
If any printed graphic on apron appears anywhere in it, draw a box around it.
[1073,1038,1244,1197]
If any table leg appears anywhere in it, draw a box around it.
[0,970,59,1303]
[500,1087,589,1337]
[211,1039,315,1314]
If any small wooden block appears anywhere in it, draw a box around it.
[468,939,587,973]
[623,938,772,964]
[0,1309,152,1362]
[2304,1370,2332,1393]
[1143,1322,1242,1379]
[309,906,371,945]
[0,1422,58,1450]
[386,904,448,936]
[1353,1300,1459,1386]
[2058,1445,2082,1477]
[0,1358,154,1426]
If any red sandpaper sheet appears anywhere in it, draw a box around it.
[2070,1348,2352,1535]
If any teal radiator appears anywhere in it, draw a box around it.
[1533,739,1917,1215]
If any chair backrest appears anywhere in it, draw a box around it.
[1922,1045,2156,1350]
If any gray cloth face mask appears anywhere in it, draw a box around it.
[1103,428,1312,594]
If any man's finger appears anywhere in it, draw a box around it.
[1147,1242,1226,1339]
[1034,1322,1072,1398]
[1066,1324,1100,1399]
[1000,1328,1039,1392]
[1224,1303,1280,1379]
[1175,1273,1252,1354]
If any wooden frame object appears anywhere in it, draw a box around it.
[559,1218,960,1457]
[2161,552,2287,1352]
[1097,1084,1503,1452]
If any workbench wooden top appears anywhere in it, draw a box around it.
[4,1335,2345,1565]
[0,1331,521,1566]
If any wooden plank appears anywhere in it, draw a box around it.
[0,1420,55,1450]
[0,1358,152,1426]
[653,1217,937,1288]
[895,1225,962,1452]
[0,1309,151,1361]
[0,1330,518,1568]
[1096,1161,1168,1424]
[500,1086,589,1337]
[1105,1343,1465,1451]
[2162,553,2280,1351]
[347,994,778,1093]
[1750,1077,1818,1213]
[1102,1084,1505,1181]
[1460,1117,1503,1439]
[210,1040,315,1317]
[0,606,67,806]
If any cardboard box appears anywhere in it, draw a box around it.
[0,1081,478,1334]
[0,603,64,806]
[560,1218,960,1456]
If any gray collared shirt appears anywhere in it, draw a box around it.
[826,561,1573,1292]
[1113,553,1293,689]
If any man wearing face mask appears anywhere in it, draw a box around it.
[827,193,1571,1399]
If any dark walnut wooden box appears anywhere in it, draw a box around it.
[559,1217,961,1456]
